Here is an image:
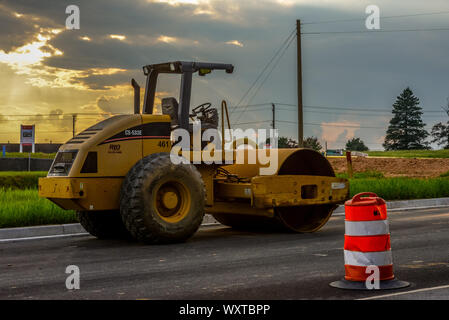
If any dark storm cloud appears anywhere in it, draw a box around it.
[2,0,379,92]
[4,0,356,69]
[0,5,38,52]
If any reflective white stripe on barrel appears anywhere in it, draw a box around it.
[344,250,393,267]
[345,220,389,236]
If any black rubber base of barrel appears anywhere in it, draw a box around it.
[329,278,410,290]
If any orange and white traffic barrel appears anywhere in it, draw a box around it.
[330,192,409,290]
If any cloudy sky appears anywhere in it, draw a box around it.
[0,0,448,149]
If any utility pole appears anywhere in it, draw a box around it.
[72,114,77,137]
[271,103,275,129]
[297,19,304,147]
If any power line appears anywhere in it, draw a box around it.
[233,119,387,129]
[303,109,445,118]
[233,102,447,114]
[0,113,117,117]
[306,122,385,129]
[302,27,449,35]
[306,105,445,113]
[228,103,271,109]
[301,10,449,25]
[302,122,392,129]
[244,36,297,113]
[250,104,443,116]
[233,34,296,123]
[272,119,386,129]
[232,120,271,126]
[231,120,416,132]
[274,103,446,113]
[231,29,295,112]
[230,28,296,116]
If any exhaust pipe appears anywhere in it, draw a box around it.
[131,78,140,114]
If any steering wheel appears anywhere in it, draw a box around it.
[190,102,212,120]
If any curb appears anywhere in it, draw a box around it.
[332,197,449,215]
[0,215,220,242]
[0,224,86,241]
[1,198,449,242]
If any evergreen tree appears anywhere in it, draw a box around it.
[430,97,449,149]
[346,137,369,151]
[383,87,429,150]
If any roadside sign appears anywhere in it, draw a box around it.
[20,124,35,153]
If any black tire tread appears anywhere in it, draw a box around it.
[120,153,205,244]
[212,213,284,232]
[77,210,131,239]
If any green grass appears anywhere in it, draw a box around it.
[2,152,56,159]
[0,171,47,189]
[0,171,47,176]
[366,149,449,158]
[0,189,77,228]
[337,170,449,200]
[349,177,449,200]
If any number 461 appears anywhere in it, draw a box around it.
[158,141,170,148]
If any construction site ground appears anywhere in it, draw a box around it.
[329,156,449,178]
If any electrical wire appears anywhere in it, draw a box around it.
[302,27,449,35]
[232,34,296,124]
[0,113,118,117]
[301,10,449,25]
[233,120,271,126]
[242,36,296,114]
[274,103,446,113]
[230,28,296,116]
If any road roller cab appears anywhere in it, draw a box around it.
[38,61,350,243]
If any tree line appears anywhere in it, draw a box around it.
[276,87,449,151]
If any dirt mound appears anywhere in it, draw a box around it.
[328,157,449,178]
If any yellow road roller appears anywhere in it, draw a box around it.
[38,61,349,243]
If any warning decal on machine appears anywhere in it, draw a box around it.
[331,182,346,190]
[98,122,170,145]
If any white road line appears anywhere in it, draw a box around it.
[0,224,223,243]
[358,284,449,300]
[0,233,89,243]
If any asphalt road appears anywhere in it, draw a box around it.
[1,207,449,300]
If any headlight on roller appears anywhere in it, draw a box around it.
[48,150,78,176]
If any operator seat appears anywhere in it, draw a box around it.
[161,97,179,128]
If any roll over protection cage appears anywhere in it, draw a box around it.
[138,61,234,130]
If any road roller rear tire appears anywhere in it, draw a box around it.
[77,210,132,239]
[213,205,336,233]
[274,149,338,233]
[212,213,284,232]
[219,149,341,233]
[275,204,337,233]
[120,153,205,244]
